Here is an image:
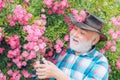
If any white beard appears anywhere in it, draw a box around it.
[70,35,92,53]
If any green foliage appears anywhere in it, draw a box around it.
[45,14,68,41]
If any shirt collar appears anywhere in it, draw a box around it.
[67,46,97,57]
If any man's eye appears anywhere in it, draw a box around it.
[81,32,86,35]
[74,27,77,30]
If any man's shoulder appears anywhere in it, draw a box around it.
[94,50,108,64]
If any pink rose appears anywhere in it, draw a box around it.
[56,47,62,53]
[41,14,46,19]
[69,24,74,31]
[116,59,120,69]
[112,33,118,40]
[110,46,116,52]
[64,14,70,23]
[24,0,29,3]
[7,69,13,76]
[64,34,69,41]
[7,63,12,67]
[70,9,78,15]
[48,10,53,15]
[0,47,5,54]
[111,17,116,22]
[22,70,30,78]
[109,29,114,35]
[16,62,22,68]
[27,51,36,60]
[33,45,39,52]
[7,50,14,58]
[56,39,64,47]
[9,20,16,26]
[22,61,27,66]
[48,50,53,57]
[99,48,105,54]
[22,51,29,58]
[0,73,6,80]
[116,30,120,36]
[111,17,120,27]
[0,0,5,12]
[60,48,66,55]
[39,42,46,50]
[41,8,45,12]
[59,0,67,9]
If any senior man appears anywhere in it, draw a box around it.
[34,12,109,80]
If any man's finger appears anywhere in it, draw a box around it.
[47,61,54,65]
[34,64,46,69]
[38,75,47,79]
[34,64,40,69]
[39,64,47,68]
[36,68,46,73]
[36,71,46,76]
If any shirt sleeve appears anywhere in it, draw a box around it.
[84,56,109,80]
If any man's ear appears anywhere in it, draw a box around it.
[92,35,100,45]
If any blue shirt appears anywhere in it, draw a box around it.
[50,47,109,80]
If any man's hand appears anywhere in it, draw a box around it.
[34,61,70,80]
[34,61,59,79]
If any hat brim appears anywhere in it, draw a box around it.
[70,14,107,41]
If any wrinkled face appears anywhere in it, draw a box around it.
[70,26,99,54]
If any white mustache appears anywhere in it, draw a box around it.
[70,35,92,53]
[70,35,79,42]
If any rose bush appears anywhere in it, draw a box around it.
[0,0,120,80]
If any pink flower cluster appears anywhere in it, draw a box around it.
[64,34,69,41]
[24,0,29,3]
[109,29,120,40]
[68,23,74,31]
[64,9,86,31]
[99,41,116,54]
[0,72,6,80]
[7,5,32,26]
[44,40,54,57]
[0,27,5,55]
[99,48,105,54]
[0,47,5,55]
[23,14,47,56]
[108,65,112,73]
[64,14,70,24]
[110,15,120,70]
[105,41,116,52]
[6,35,27,68]
[60,48,66,56]
[6,35,21,49]
[103,15,120,70]
[111,16,120,27]
[47,39,67,63]
[0,0,5,12]
[0,27,3,42]
[43,0,69,15]
[116,57,120,69]
[45,35,69,59]
[22,50,36,60]
[7,69,31,80]
[63,14,73,31]
[54,39,64,53]
[7,70,21,80]
[22,69,30,78]
[70,9,87,23]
